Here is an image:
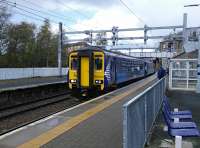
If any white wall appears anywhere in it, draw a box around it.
[0,68,68,80]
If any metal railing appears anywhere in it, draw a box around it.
[123,77,166,148]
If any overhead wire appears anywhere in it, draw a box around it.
[12,0,96,30]
[1,0,74,31]
[9,0,113,31]
[14,9,46,23]
[19,0,78,23]
[119,0,147,26]
[2,1,56,22]
[118,0,155,46]
[56,0,91,20]
[55,0,104,30]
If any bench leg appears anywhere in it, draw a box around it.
[174,108,179,112]
[175,136,182,148]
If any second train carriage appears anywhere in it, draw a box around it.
[68,47,155,93]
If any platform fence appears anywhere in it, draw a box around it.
[123,77,166,148]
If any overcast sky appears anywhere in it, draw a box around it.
[6,0,200,46]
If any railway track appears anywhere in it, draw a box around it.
[0,92,72,119]
[0,90,99,135]
[0,91,84,135]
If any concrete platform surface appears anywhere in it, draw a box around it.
[0,75,157,148]
[0,76,67,92]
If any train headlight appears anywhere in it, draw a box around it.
[95,80,103,84]
[70,79,77,83]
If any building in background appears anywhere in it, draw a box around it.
[160,32,183,54]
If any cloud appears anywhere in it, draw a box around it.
[66,0,118,8]
[67,5,144,45]
[72,6,140,29]
[9,0,200,47]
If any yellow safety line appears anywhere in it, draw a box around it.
[18,76,155,148]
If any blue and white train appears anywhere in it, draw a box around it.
[68,46,155,93]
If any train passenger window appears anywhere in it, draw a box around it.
[95,58,102,70]
[71,58,77,70]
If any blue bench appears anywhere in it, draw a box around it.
[162,96,200,137]
[162,107,197,129]
[163,103,192,121]
[163,96,192,115]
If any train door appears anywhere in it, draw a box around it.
[80,57,89,87]
[111,58,116,84]
[144,62,148,76]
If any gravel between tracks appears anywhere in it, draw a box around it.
[0,96,83,135]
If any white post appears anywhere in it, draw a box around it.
[196,47,200,93]
[169,61,173,89]
[144,25,148,44]
[182,13,187,44]
[175,136,182,148]
[174,109,182,148]
[186,61,189,89]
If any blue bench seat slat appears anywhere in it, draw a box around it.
[169,114,192,120]
[170,110,192,115]
[169,128,200,137]
[169,121,197,129]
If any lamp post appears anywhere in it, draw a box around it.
[184,4,200,93]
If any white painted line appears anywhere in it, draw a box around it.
[28,116,55,126]
[0,126,28,140]
[0,75,156,140]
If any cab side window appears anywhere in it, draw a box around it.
[71,58,77,70]
[95,58,102,70]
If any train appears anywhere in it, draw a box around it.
[68,46,155,95]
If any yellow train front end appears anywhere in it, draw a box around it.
[68,49,104,96]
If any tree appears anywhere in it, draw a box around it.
[0,12,59,68]
[37,19,52,67]
[6,22,36,67]
[48,34,58,67]
[0,2,11,55]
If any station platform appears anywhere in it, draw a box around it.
[0,76,67,92]
[0,75,157,148]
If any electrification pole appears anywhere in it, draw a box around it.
[184,4,200,92]
[58,22,63,77]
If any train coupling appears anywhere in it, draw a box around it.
[81,89,88,97]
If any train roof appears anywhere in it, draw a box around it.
[69,46,150,62]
